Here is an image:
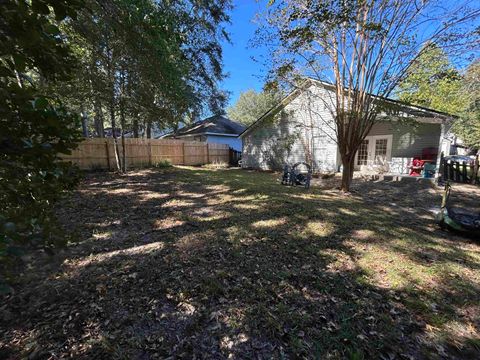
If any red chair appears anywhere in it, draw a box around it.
[409,158,425,176]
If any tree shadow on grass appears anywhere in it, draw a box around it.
[1,167,479,359]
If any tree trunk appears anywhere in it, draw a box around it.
[110,101,122,172]
[94,99,105,138]
[133,118,139,138]
[146,120,152,139]
[340,155,355,192]
[121,128,126,173]
[473,152,479,185]
[81,108,89,137]
[120,102,127,173]
[106,45,121,172]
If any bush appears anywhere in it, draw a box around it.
[153,159,172,168]
[203,161,229,169]
[0,0,84,292]
[0,100,82,292]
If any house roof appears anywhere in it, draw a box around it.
[239,78,456,138]
[167,115,246,138]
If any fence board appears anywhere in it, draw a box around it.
[62,138,229,170]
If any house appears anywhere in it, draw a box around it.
[164,115,245,151]
[103,127,134,138]
[239,79,456,174]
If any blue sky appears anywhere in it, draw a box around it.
[220,0,268,107]
[219,0,479,109]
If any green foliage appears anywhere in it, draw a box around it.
[397,44,466,115]
[1,0,83,288]
[227,89,282,126]
[59,0,232,141]
[397,45,480,149]
[452,61,480,149]
[153,159,172,168]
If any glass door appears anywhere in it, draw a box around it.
[355,135,392,171]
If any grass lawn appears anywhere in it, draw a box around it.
[1,167,479,359]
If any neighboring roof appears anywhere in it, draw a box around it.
[104,127,134,138]
[166,115,246,138]
[239,78,456,138]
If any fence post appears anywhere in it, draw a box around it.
[206,143,210,164]
[105,141,110,170]
[148,141,152,167]
[473,154,479,185]
[182,142,186,165]
[438,152,443,182]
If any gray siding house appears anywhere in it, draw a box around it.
[239,80,455,174]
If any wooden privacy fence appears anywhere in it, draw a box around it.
[61,138,230,170]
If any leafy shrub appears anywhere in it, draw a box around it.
[0,0,83,291]
[0,98,82,291]
[154,159,172,168]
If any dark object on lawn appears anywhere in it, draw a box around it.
[436,182,480,239]
[281,162,312,189]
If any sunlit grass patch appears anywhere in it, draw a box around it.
[251,217,287,229]
[207,193,236,205]
[161,198,197,208]
[175,232,209,255]
[321,248,357,273]
[304,221,335,237]
[350,229,375,240]
[337,207,357,216]
[189,207,230,222]
[232,202,261,210]
[175,190,207,199]
[153,217,185,230]
[73,241,165,268]
[92,231,113,240]
[356,242,438,290]
[136,190,171,202]
[107,188,131,195]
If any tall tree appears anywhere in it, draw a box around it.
[58,0,231,171]
[453,61,480,149]
[396,44,465,115]
[258,0,479,191]
[227,89,282,126]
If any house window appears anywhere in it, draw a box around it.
[375,139,388,157]
[357,139,369,165]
